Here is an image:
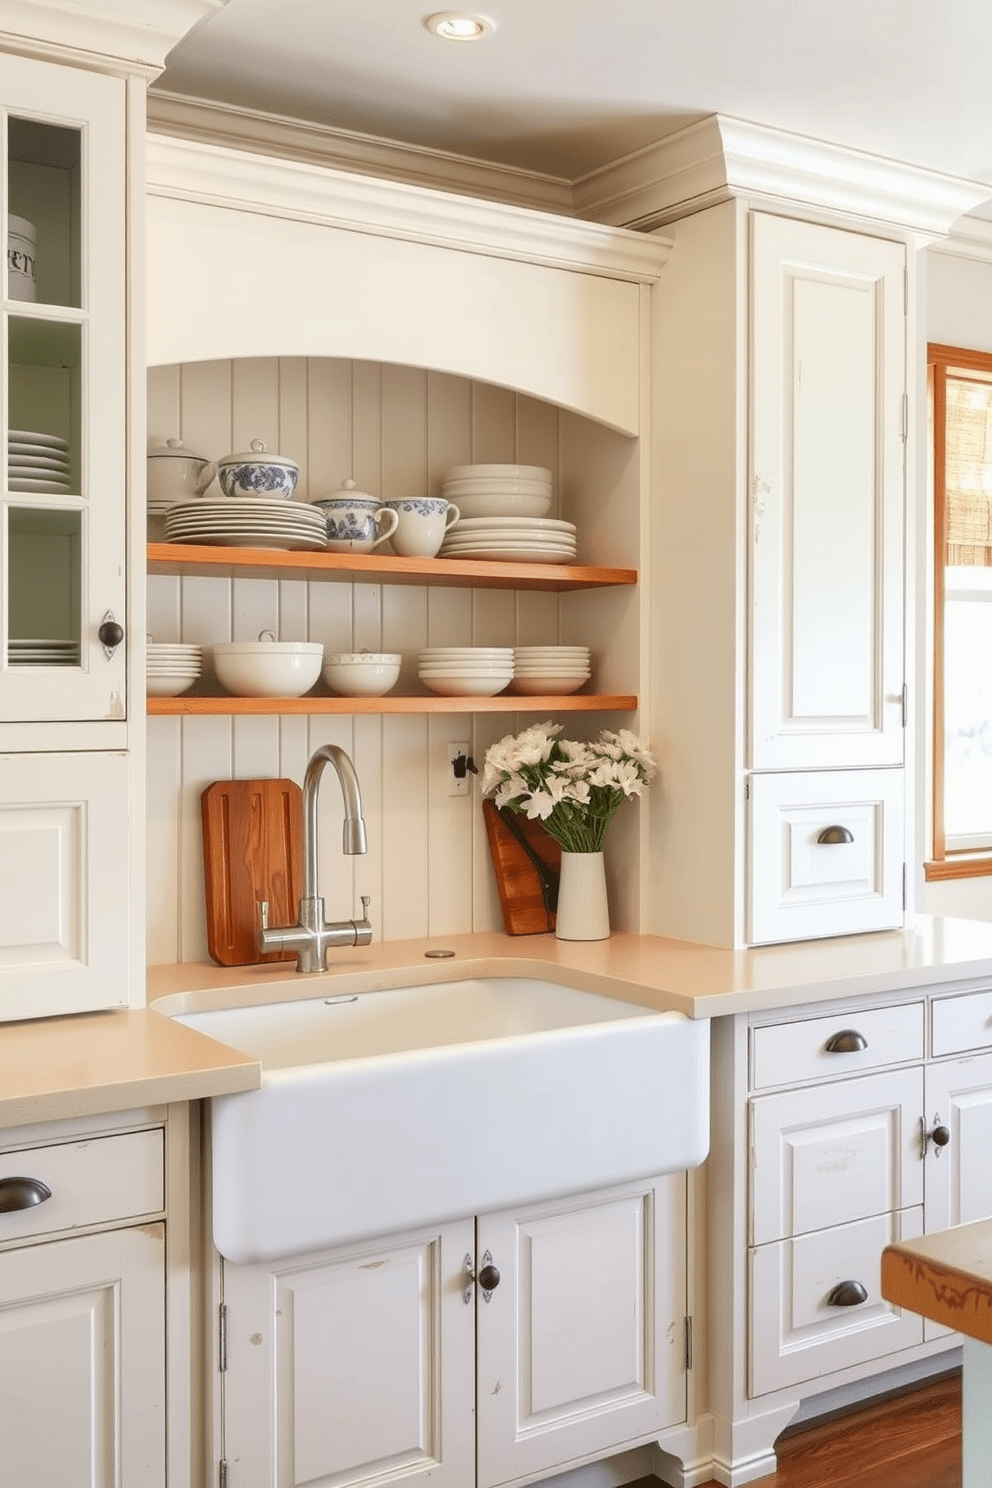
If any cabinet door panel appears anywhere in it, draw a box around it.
[0,1224,164,1487]
[476,1175,686,1488]
[749,213,905,770]
[0,751,130,1018]
[924,1053,992,1235]
[221,1219,475,1488]
[750,1067,923,1245]
[749,1207,923,1397]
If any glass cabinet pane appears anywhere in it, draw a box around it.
[7,116,81,310]
[7,508,81,664]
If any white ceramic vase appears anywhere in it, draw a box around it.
[555,850,610,941]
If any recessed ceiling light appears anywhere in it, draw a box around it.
[425,11,495,41]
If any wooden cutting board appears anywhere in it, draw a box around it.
[201,778,304,966]
[482,799,561,936]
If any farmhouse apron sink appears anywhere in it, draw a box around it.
[170,976,710,1263]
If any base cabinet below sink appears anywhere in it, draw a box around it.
[219,1173,687,1488]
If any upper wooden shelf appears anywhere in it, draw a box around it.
[148,693,637,717]
[146,543,637,593]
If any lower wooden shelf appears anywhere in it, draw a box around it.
[147,693,637,716]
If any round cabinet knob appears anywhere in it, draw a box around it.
[97,619,124,649]
[932,1124,951,1148]
[827,1280,869,1308]
[478,1263,501,1292]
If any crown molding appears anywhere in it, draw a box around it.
[146,91,576,216]
[573,114,992,240]
[0,0,225,75]
[145,132,671,284]
[926,213,992,265]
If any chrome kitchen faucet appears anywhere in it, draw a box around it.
[257,743,373,972]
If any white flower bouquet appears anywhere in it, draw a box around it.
[481,720,657,854]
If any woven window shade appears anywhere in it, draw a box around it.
[946,377,992,566]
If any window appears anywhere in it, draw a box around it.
[928,344,992,878]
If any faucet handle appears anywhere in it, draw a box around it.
[360,895,371,921]
[258,899,269,930]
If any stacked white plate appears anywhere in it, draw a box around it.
[441,463,553,520]
[509,646,591,696]
[8,637,78,667]
[418,646,514,697]
[9,429,71,493]
[163,498,327,551]
[147,641,203,697]
[439,516,576,565]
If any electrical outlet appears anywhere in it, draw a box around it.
[448,740,472,797]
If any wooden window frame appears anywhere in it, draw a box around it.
[926,342,992,881]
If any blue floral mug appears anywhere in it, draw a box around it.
[381,496,461,557]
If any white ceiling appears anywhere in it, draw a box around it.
[156,0,992,190]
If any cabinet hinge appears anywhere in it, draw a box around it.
[902,683,908,729]
[902,862,907,911]
[744,777,750,801]
[902,391,909,442]
[684,1314,693,1371]
[218,1302,228,1373]
[219,1460,228,1488]
[904,264,910,315]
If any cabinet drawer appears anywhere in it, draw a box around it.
[747,768,905,945]
[751,1003,924,1091]
[0,1129,164,1246]
[748,1207,923,1398]
[750,1066,923,1245]
[932,988,992,1057]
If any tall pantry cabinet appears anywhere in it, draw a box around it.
[646,198,909,950]
[0,5,220,1019]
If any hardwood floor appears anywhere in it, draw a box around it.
[626,1371,962,1487]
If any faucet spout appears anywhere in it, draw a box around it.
[257,743,372,973]
[303,743,368,897]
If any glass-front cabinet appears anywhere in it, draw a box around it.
[1,57,126,723]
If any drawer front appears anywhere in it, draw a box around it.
[749,1207,924,1398]
[750,1066,923,1246]
[0,1129,164,1246]
[751,1003,924,1091]
[932,988,992,1057]
[747,768,905,945]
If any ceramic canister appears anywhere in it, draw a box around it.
[8,214,36,302]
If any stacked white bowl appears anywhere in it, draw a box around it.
[441,463,552,520]
[509,646,591,696]
[146,640,203,697]
[323,652,401,697]
[212,637,323,698]
[418,646,514,697]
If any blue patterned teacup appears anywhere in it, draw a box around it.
[381,497,460,557]
[311,483,400,552]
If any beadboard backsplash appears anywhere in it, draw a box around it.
[146,356,641,967]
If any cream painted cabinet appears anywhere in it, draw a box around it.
[650,205,908,949]
[0,47,135,1019]
[0,52,127,725]
[0,1120,167,1487]
[709,983,992,1484]
[219,1175,685,1488]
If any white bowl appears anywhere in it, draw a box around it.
[212,641,323,698]
[146,673,199,697]
[508,676,590,695]
[323,653,401,697]
[440,492,552,520]
[421,674,512,696]
[444,464,552,483]
[418,648,512,660]
[419,667,515,678]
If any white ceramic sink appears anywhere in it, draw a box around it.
[172,976,710,1263]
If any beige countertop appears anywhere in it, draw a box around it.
[148,914,992,1021]
[882,1220,992,1346]
[0,1007,259,1129]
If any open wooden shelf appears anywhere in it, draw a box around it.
[148,693,638,716]
[147,543,637,593]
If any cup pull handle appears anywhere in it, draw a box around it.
[818,825,854,844]
[0,1176,52,1213]
[825,1029,868,1053]
[827,1280,868,1307]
